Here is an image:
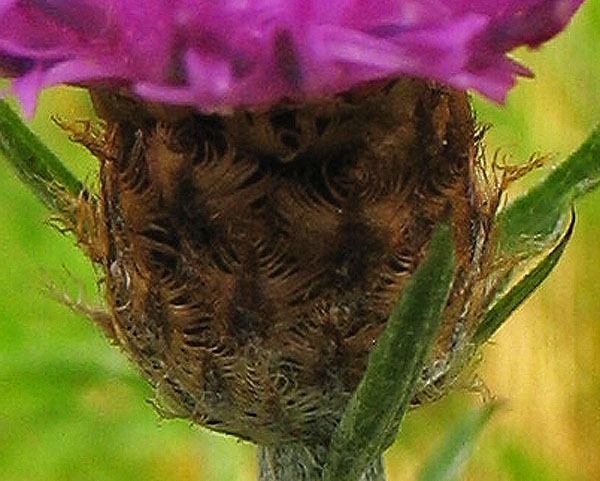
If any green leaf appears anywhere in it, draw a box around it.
[415,402,499,481]
[0,99,83,214]
[323,223,455,481]
[498,123,600,253]
[473,210,574,346]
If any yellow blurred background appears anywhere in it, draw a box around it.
[0,2,599,480]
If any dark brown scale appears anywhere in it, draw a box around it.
[79,77,499,447]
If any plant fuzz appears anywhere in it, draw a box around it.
[63,77,504,448]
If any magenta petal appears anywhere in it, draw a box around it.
[12,66,43,117]
[0,0,587,113]
[0,0,15,15]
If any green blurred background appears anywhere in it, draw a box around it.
[1,3,599,480]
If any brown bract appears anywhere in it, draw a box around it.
[63,77,501,447]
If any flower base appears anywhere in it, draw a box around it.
[59,77,502,450]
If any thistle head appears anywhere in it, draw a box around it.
[0,0,585,450]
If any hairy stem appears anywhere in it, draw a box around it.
[499,122,600,252]
[258,444,386,481]
[0,99,83,216]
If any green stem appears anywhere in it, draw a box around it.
[0,99,83,214]
[258,445,385,481]
[479,123,600,349]
[323,224,455,481]
[473,211,574,346]
[499,123,600,252]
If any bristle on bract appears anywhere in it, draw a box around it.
[66,77,507,446]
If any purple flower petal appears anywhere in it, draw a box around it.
[0,0,586,113]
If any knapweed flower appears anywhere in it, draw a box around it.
[0,1,586,479]
[0,0,584,116]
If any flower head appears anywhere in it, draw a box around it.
[0,1,592,472]
[0,0,585,115]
